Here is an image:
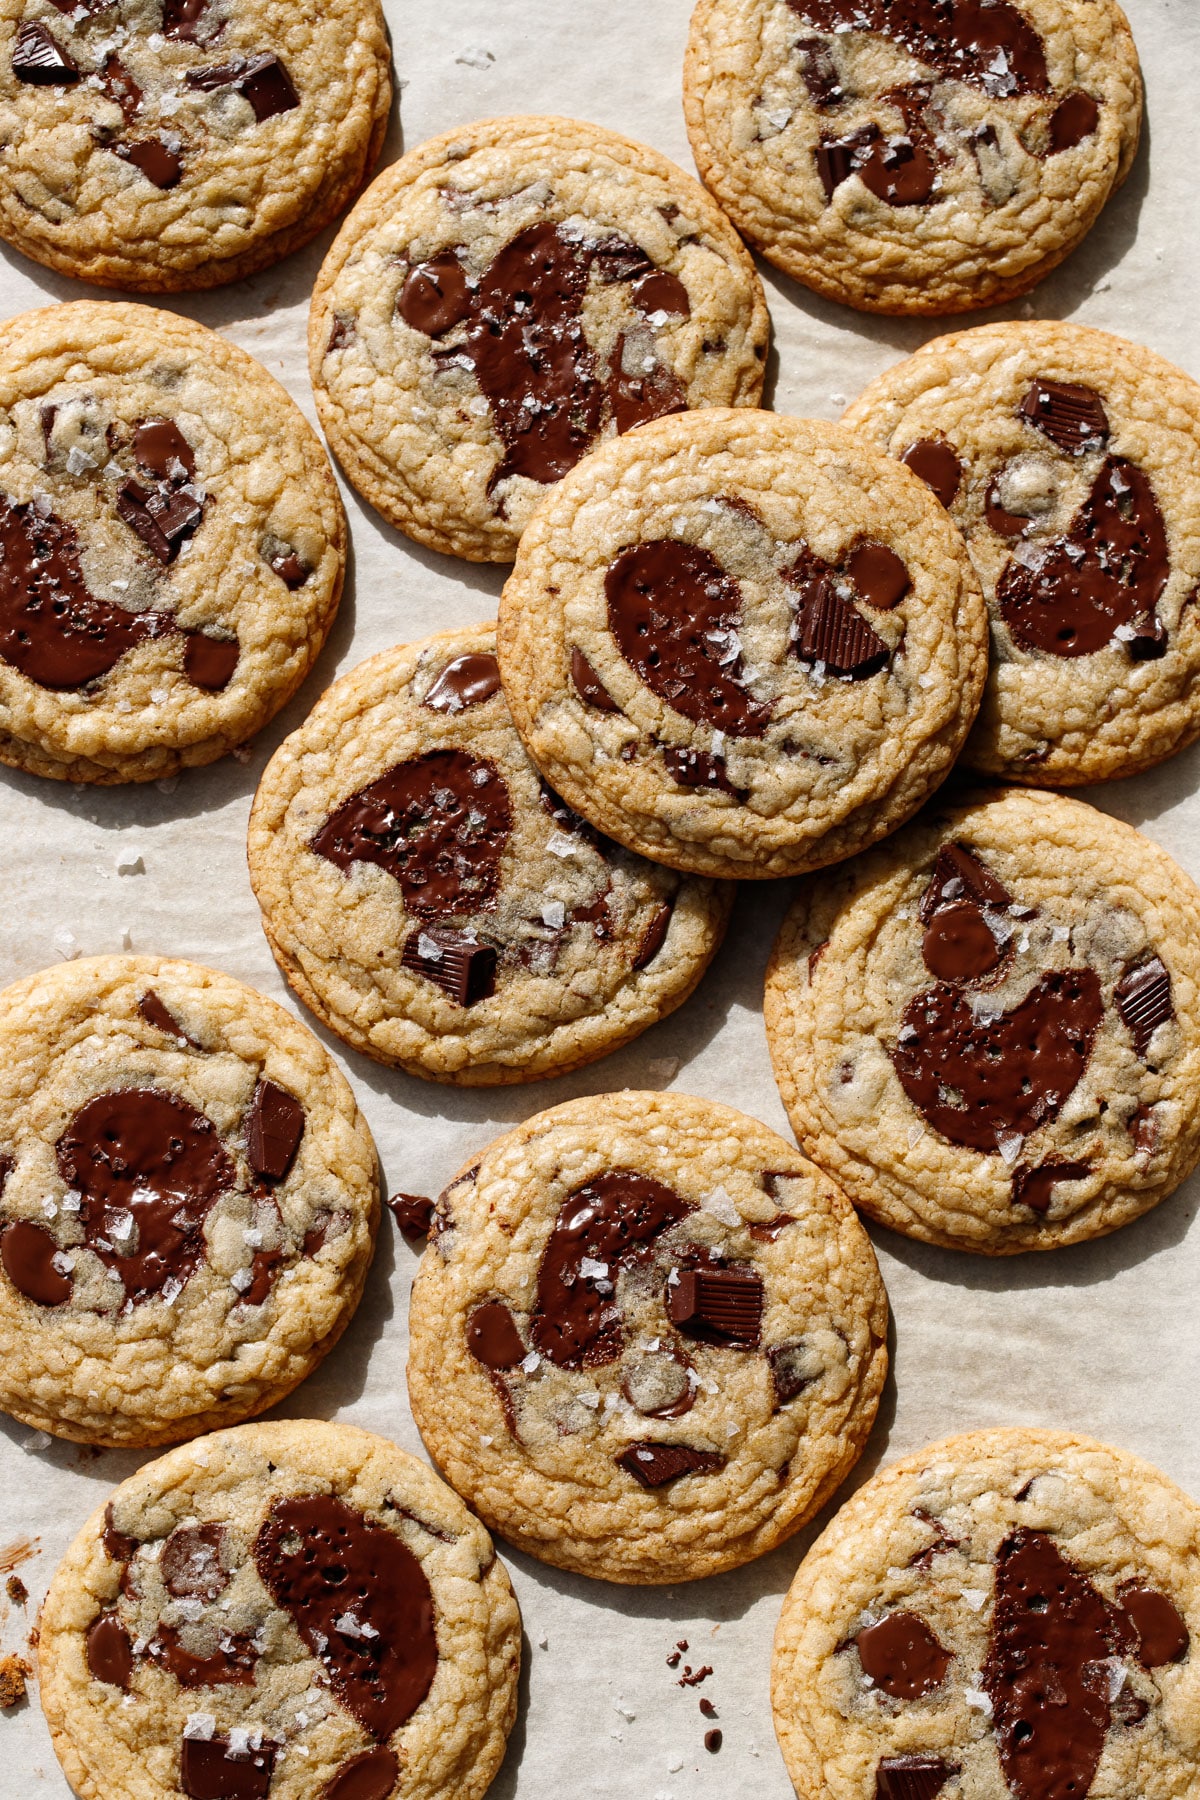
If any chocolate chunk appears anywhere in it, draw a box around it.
[117,139,183,190]
[591,237,656,284]
[59,1088,235,1303]
[1048,91,1100,154]
[985,472,1034,539]
[389,1194,435,1238]
[876,1758,958,1800]
[138,990,200,1046]
[900,438,963,510]
[570,647,620,712]
[768,1340,819,1405]
[187,54,298,122]
[531,1171,693,1368]
[607,540,770,736]
[100,53,142,123]
[86,1611,132,1689]
[0,1157,10,1197]
[919,842,1012,922]
[311,750,513,918]
[796,36,843,107]
[326,315,356,355]
[162,0,213,42]
[704,1729,722,1753]
[182,631,238,691]
[857,121,938,207]
[1127,613,1169,661]
[787,0,1049,95]
[632,902,673,970]
[983,1528,1116,1800]
[662,747,746,798]
[134,418,194,479]
[116,477,200,563]
[0,1219,72,1306]
[922,900,1001,982]
[102,1502,135,1565]
[245,1080,304,1181]
[398,251,474,336]
[254,1494,437,1738]
[180,1735,276,1800]
[268,548,308,589]
[856,1612,951,1699]
[401,926,497,1007]
[816,126,881,199]
[790,573,889,678]
[1012,1159,1092,1215]
[847,542,910,611]
[892,968,1103,1151]
[666,1266,764,1347]
[323,1748,402,1800]
[631,270,691,317]
[466,1301,526,1370]
[1115,956,1173,1057]
[616,1442,726,1487]
[607,339,688,434]
[161,1522,229,1601]
[12,21,79,85]
[1117,1585,1190,1667]
[423,652,501,713]
[1019,379,1110,454]
[1130,1102,1159,1156]
[152,1621,257,1687]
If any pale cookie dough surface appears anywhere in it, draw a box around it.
[683,0,1142,315]
[407,1090,889,1584]
[308,114,770,562]
[497,408,988,881]
[0,0,391,290]
[764,787,1200,1254]
[248,625,733,1086]
[38,1420,521,1800]
[0,955,379,1446]
[772,1428,1200,1800]
[0,302,345,785]
[843,322,1200,786]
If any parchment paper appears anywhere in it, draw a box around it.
[0,3,1197,1793]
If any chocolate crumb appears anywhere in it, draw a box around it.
[699,1697,716,1717]
[666,1652,681,1668]
[388,1194,435,1238]
[679,1663,713,1688]
[704,1729,722,1753]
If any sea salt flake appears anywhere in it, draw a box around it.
[184,1713,215,1741]
[702,1186,741,1226]
[546,831,581,859]
[964,1687,993,1716]
[541,901,566,929]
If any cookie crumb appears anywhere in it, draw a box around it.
[5,1577,27,1606]
[0,1654,29,1709]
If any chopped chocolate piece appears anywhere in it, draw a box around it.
[857,118,938,207]
[847,542,910,610]
[617,1442,726,1487]
[466,1302,526,1370]
[791,573,889,677]
[788,0,1050,95]
[323,1748,402,1800]
[398,251,474,335]
[796,36,843,106]
[768,1340,820,1405]
[985,473,1034,538]
[876,1757,959,1800]
[187,53,298,122]
[183,632,238,691]
[856,1611,950,1699]
[138,989,200,1046]
[704,1729,723,1753]
[268,547,308,589]
[180,1734,276,1800]
[389,1194,435,1238]
[1048,91,1100,154]
[662,746,747,798]
[245,1079,305,1181]
[326,314,356,355]
[631,270,690,317]
[632,902,673,970]
[666,1266,764,1347]
[900,438,962,510]
[1127,613,1168,661]
[699,1697,717,1718]
[116,476,199,561]
[1012,1159,1092,1215]
[102,1502,135,1565]
[134,418,194,479]
[0,1219,72,1307]
[117,139,183,190]
[1115,956,1173,1057]
[570,646,620,712]
[1130,1102,1159,1155]
[816,126,881,199]
[401,926,497,1007]
[1117,1584,1190,1667]
[161,1522,229,1601]
[921,899,1001,981]
[423,652,501,713]
[679,1662,713,1687]
[1019,379,1110,454]
[162,0,213,41]
[919,842,1012,922]
[12,21,79,85]
[85,1611,132,1689]
[99,53,142,123]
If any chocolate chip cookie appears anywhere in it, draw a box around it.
[0,954,379,1446]
[248,625,733,1086]
[765,787,1200,1254]
[308,114,770,562]
[684,0,1142,315]
[772,1428,1200,1800]
[407,1090,889,1584]
[497,408,988,880]
[38,1419,520,1800]
[843,321,1200,784]
[0,0,390,290]
[0,301,345,785]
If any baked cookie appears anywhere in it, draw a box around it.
[0,954,379,1446]
[683,0,1142,315]
[0,302,345,785]
[247,625,733,1086]
[407,1090,889,1584]
[497,408,988,881]
[38,1419,520,1800]
[0,0,390,290]
[308,114,770,562]
[843,322,1200,785]
[764,787,1200,1254]
[773,1428,1200,1800]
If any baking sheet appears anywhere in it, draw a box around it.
[1,1,1198,1793]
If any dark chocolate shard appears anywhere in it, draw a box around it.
[99,52,142,124]
[117,139,183,190]
[268,548,308,589]
[245,1079,304,1181]
[816,126,881,198]
[571,646,620,712]
[796,36,844,107]
[116,478,199,562]
[1127,613,1168,661]
[180,1735,276,1800]
[183,632,238,691]
[662,746,746,798]
[135,418,194,478]
[326,315,356,355]
[1115,956,1173,1057]
[921,899,1001,982]
[1048,91,1100,155]
[632,902,672,970]
[401,926,497,1007]
[466,1301,525,1370]
[791,574,889,677]
[138,990,200,1047]
[666,1266,764,1347]
[1012,1159,1092,1215]
[187,54,299,123]
[161,1523,230,1601]
[86,1611,133,1689]
[857,1611,951,1699]
[768,1340,819,1406]
[1019,379,1110,454]
[162,0,214,42]
[876,1757,959,1800]
[901,438,962,509]
[616,1442,726,1488]
[389,1194,435,1238]
[847,542,910,610]
[12,21,79,85]
[919,842,1012,922]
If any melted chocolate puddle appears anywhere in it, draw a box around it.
[397,222,688,489]
[787,0,1049,95]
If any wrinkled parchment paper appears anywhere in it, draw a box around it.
[1,2,1197,1793]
